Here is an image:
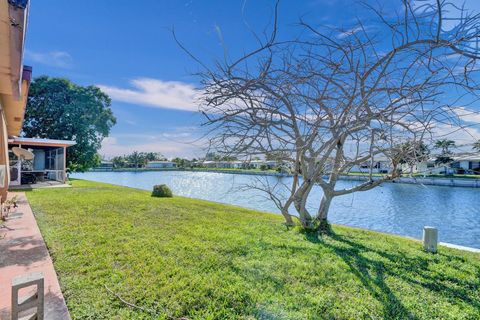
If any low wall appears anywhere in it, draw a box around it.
[341,175,480,188]
[182,168,287,176]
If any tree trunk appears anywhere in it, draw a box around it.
[280,209,295,226]
[293,181,315,230]
[316,193,333,233]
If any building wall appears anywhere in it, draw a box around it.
[146,162,176,168]
[0,109,9,201]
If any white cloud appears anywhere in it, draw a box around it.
[24,50,72,68]
[452,106,480,124]
[97,78,200,112]
[337,26,365,39]
[99,128,206,159]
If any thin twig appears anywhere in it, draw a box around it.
[104,285,189,320]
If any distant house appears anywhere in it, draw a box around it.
[249,160,267,169]
[202,160,217,168]
[200,159,282,170]
[412,154,480,175]
[350,159,391,174]
[232,161,249,169]
[146,161,177,168]
[264,160,279,169]
[231,161,243,169]
[413,158,454,175]
[451,154,480,174]
[98,160,113,169]
[204,161,233,169]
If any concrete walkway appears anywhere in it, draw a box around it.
[0,192,70,319]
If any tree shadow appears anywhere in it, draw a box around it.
[311,231,480,319]
[0,235,49,268]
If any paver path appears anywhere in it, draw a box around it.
[0,192,70,320]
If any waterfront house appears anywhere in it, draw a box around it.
[91,160,114,171]
[202,160,218,168]
[232,161,247,169]
[201,160,231,169]
[409,154,480,176]
[264,160,279,169]
[412,158,454,175]
[451,154,480,174]
[249,160,263,169]
[349,159,392,174]
[146,161,177,168]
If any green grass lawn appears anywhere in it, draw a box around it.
[26,180,480,319]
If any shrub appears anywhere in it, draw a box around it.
[152,184,173,197]
[259,164,268,171]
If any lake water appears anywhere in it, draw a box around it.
[71,171,480,249]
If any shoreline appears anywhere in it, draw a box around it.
[70,177,480,252]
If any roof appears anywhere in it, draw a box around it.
[0,0,29,99]
[453,153,480,161]
[8,137,76,147]
[0,0,31,136]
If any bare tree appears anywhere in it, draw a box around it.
[189,0,480,231]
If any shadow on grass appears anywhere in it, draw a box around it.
[307,231,480,319]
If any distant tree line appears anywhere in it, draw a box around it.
[111,151,166,168]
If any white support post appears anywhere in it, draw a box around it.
[11,272,44,320]
[423,226,438,253]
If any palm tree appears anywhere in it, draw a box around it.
[434,139,455,154]
[434,140,456,174]
[111,156,125,168]
[127,151,144,169]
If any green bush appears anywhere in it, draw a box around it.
[151,184,173,197]
[259,164,268,171]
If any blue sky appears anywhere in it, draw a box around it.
[24,0,480,158]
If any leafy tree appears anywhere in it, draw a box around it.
[392,141,430,173]
[434,140,455,164]
[23,76,116,171]
[434,140,455,155]
[172,157,190,168]
[144,152,165,162]
[259,164,268,171]
[110,152,166,168]
[111,156,126,168]
[126,151,145,168]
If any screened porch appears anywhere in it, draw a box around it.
[8,137,76,186]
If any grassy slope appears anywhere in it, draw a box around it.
[27,180,480,319]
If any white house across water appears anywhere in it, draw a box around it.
[146,161,177,168]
